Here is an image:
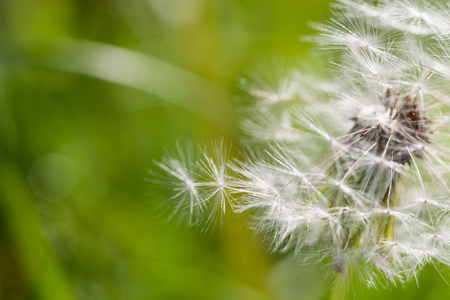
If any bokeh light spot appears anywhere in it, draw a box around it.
[28,154,77,202]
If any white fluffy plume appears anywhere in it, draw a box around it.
[154,0,450,286]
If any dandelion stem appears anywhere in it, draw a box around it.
[330,273,350,300]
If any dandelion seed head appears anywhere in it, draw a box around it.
[154,0,450,287]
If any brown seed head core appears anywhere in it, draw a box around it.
[347,89,431,165]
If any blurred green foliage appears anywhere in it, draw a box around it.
[0,0,450,299]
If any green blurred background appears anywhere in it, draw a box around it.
[0,0,450,299]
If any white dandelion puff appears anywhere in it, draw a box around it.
[153,0,450,288]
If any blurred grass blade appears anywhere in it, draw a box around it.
[0,159,75,300]
[43,39,234,135]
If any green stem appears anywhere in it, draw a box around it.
[330,273,351,300]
